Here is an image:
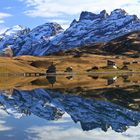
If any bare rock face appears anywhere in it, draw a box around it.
[0,9,140,56]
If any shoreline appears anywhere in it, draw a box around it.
[0,70,140,77]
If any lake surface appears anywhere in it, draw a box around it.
[1,74,140,140]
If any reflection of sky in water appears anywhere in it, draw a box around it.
[0,110,140,140]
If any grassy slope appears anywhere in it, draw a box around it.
[14,55,140,73]
[0,57,43,73]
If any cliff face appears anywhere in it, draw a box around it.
[0,88,140,132]
[1,9,140,56]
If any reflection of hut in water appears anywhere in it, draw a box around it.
[122,75,129,80]
[133,81,138,84]
[46,75,56,87]
[87,66,99,72]
[65,67,73,80]
[46,62,56,74]
[91,75,99,80]
[107,77,117,86]
[66,75,73,80]
[91,66,99,70]
[46,62,56,87]
[122,75,130,83]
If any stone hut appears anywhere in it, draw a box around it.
[123,61,131,65]
[46,62,56,74]
[107,60,117,69]
[65,67,73,73]
[121,65,129,70]
[91,66,99,70]
[132,61,138,64]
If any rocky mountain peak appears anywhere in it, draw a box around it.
[110,8,128,18]
[28,22,64,40]
[32,22,63,36]
[100,10,109,19]
[3,25,30,37]
[79,11,97,20]
[79,10,109,21]
[70,19,78,27]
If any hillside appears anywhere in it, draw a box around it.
[53,30,140,57]
[0,53,140,75]
[0,57,43,73]
[101,30,140,55]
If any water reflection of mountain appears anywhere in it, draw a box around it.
[0,88,140,132]
[64,85,140,111]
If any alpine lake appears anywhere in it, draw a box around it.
[0,73,140,140]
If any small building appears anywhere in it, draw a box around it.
[132,61,138,64]
[65,67,73,73]
[91,66,99,70]
[121,65,129,70]
[73,52,82,58]
[86,66,99,72]
[107,60,117,69]
[46,62,56,74]
[123,61,131,65]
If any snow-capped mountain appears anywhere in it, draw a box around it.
[0,23,63,56]
[1,9,140,56]
[0,25,30,49]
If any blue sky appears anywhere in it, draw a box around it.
[0,0,140,33]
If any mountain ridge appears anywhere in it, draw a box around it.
[0,9,140,56]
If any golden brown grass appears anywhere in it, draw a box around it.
[13,54,140,73]
[0,54,140,76]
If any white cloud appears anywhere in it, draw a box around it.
[21,0,140,17]
[25,113,140,140]
[0,12,12,25]
[4,7,13,10]
[0,12,12,19]
[20,0,140,27]
[0,120,12,131]
[0,20,5,24]
[27,121,140,140]
[0,12,12,33]
[0,110,13,131]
